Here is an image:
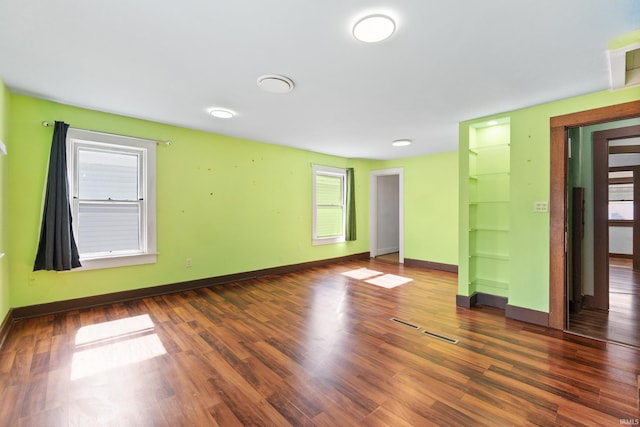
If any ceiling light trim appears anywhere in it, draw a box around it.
[353,14,396,43]
[392,139,411,147]
[208,108,235,119]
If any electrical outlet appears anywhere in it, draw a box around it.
[186,258,192,268]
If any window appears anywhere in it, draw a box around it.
[313,165,346,245]
[67,129,157,269]
[609,183,634,220]
[609,171,634,220]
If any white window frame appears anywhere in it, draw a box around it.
[67,128,157,270]
[312,164,346,245]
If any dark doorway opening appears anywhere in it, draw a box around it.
[549,100,640,347]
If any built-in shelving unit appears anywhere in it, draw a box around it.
[467,120,511,298]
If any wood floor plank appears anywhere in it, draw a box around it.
[1,259,639,425]
[359,405,419,427]
[569,257,640,347]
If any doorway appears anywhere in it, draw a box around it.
[567,124,640,347]
[592,126,640,310]
[369,168,404,263]
[548,100,640,342]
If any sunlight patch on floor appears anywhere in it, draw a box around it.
[341,268,383,280]
[365,274,413,289]
[71,314,167,380]
[341,268,412,288]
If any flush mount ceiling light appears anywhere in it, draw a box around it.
[392,139,411,147]
[209,108,235,119]
[257,74,294,93]
[353,14,396,43]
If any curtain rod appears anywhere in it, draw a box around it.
[41,121,171,146]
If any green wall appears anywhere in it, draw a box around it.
[4,93,462,311]
[0,79,9,321]
[460,86,640,313]
[5,83,638,319]
[375,151,459,266]
[8,95,373,308]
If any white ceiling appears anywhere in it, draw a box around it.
[0,1,638,160]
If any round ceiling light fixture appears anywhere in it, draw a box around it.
[353,14,396,43]
[209,108,235,119]
[257,74,294,93]
[392,139,412,147]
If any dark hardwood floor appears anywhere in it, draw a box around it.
[569,257,640,348]
[374,252,399,264]
[1,259,639,425]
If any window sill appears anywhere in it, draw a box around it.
[74,252,157,271]
[313,237,346,246]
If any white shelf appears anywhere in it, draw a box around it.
[469,142,510,152]
[469,227,510,232]
[470,252,509,261]
[469,201,510,205]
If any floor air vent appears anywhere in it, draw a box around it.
[390,318,458,344]
[390,317,420,329]
[422,330,458,344]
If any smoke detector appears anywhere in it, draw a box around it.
[257,75,294,93]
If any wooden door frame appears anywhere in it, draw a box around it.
[549,100,640,330]
[592,126,640,310]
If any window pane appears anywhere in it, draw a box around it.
[316,206,343,237]
[609,183,633,201]
[316,174,342,205]
[78,203,140,254]
[609,201,633,220]
[78,149,139,200]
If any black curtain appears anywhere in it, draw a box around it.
[33,121,81,271]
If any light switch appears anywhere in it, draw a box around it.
[534,201,549,213]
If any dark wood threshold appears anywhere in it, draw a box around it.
[12,252,370,320]
[0,308,13,350]
[562,330,609,349]
[404,258,458,273]
[564,330,640,351]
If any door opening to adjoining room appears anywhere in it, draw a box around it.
[369,169,404,264]
[549,100,640,334]
[565,122,640,347]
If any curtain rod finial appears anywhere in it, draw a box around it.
[42,121,53,127]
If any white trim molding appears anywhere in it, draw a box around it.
[369,168,404,262]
